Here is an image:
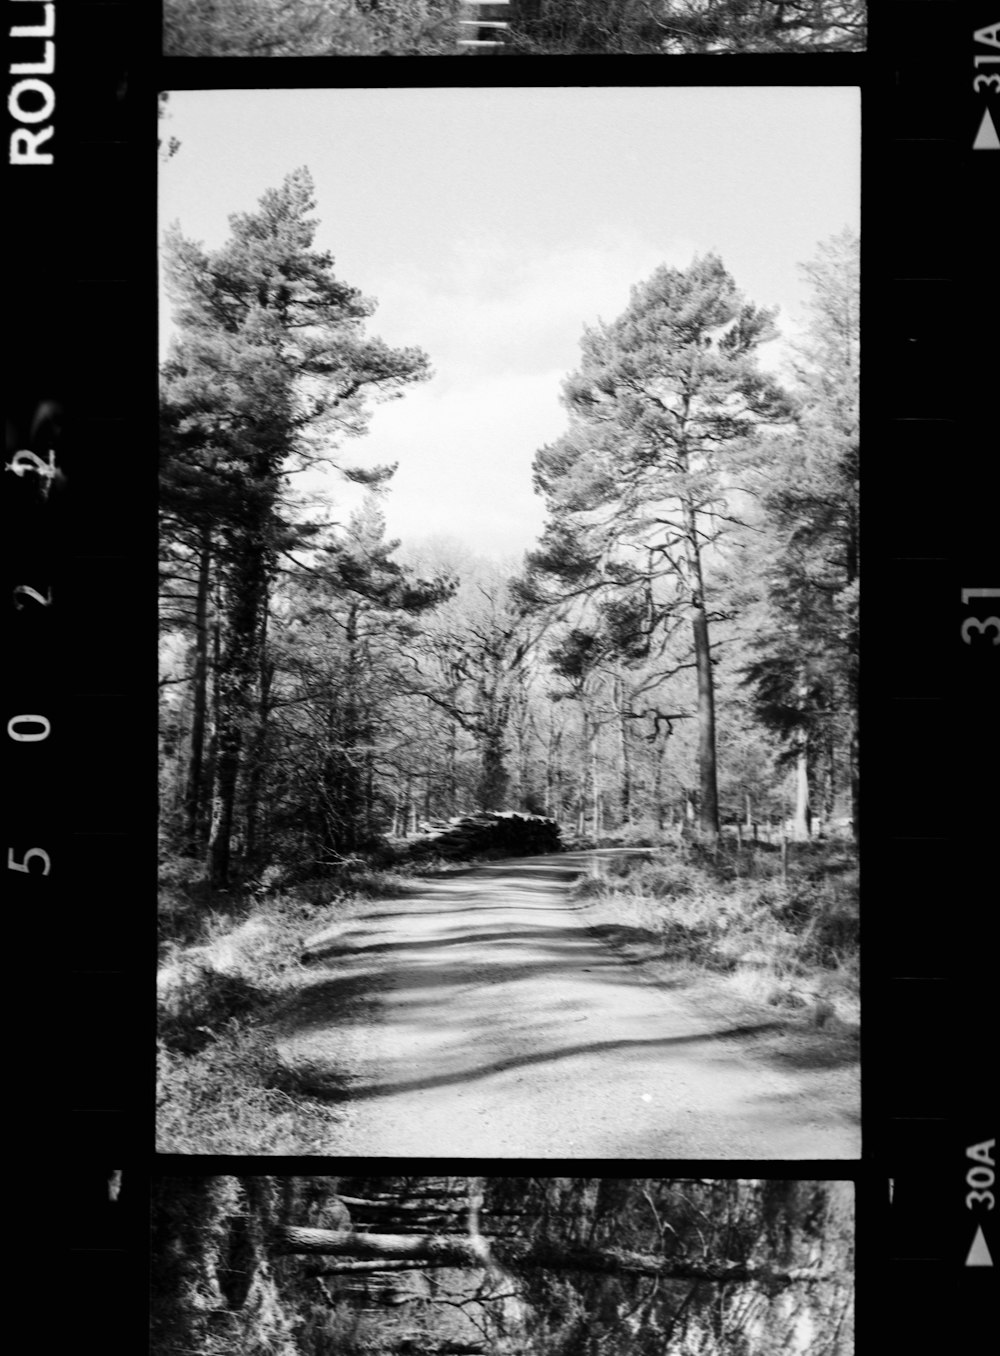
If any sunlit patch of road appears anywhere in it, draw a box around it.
[276,853,859,1158]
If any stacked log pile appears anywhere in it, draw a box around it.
[408,811,562,860]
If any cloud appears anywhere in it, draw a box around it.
[312,232,698,558]
[303,231,818,561]
[370,230,699,389]
[359,370,568,559]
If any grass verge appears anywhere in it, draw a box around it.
[156,857,416,1152]
[572,838,859,1029]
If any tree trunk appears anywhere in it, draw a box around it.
[587,709,600,838]
[544,723,556,818]
[342,603,364,852]
[320,696,343,862]
[653,726,669,831]
[822,730,836,821]
[615,673,632,828]
[520,1240,815,1285]
[576,709,589,836]
[684,496,720,841]
[207,722,241,888]
[446,719,458,816]
[517,724,530,811]
[274,1227,489,1266]
[304,1258,434,1276]
[364,737,377,842]
[207,535,270,888]
[243,632,273,865]
[792,738,811,842]
[336,1195,472,1217]
[691,602,720,841]
[276,1226,823,1287]
[183,530,212,855]
[476,692,509,812]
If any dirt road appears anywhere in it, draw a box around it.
[275,853,859,1158]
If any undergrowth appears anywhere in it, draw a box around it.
[163,0,465,56]
[573,839,859,1025]
[157,853,419,1152]
[157,1024,349,1153]
[151,1176,304,1355]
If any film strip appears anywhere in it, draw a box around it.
[4,4,996,1356]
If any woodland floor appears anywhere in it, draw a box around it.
[271,851,859,1157]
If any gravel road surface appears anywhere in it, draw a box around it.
[275,853,859,1158]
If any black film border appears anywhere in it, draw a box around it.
[869,4,998,1352]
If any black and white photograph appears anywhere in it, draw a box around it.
[151,1175,856,1356]
[162,0,868,57]
[157,86,860,1157]
[6,2,997,1354]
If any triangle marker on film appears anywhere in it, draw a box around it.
[973,106,1000,150]
[965,1224,994,1267]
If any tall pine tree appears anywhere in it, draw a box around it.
[160,168,430,884]
[527,255,791,840]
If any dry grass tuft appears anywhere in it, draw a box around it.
[573,839,859,1026]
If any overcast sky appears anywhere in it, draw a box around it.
[159,86,859,561]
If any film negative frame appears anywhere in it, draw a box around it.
[3,2,996,1352]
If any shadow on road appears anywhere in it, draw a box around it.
[278,1021,786,1102]
[272,853,858,1154]
[305,923,630,961]
[753,1023,861,1073]
[273,970,384,1029]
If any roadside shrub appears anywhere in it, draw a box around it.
[622,833,659,848]
[590,854,699,900]
[157,893,316,1053]
[572,840,860,1016]
[158,961,265,1054]
[159,855,216,948]
[601,851,651,878]
[640,864,699,899]
[799,886,859,965]
[573,876,608,899]
[157,858,421,1146]
[156,1026,342,1154]
[656,911,717,964]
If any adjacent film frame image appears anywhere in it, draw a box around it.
[3,3,995,1353]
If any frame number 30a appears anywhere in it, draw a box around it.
[960,588,1000,645]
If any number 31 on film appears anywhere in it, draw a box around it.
[960,588,1000,645]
